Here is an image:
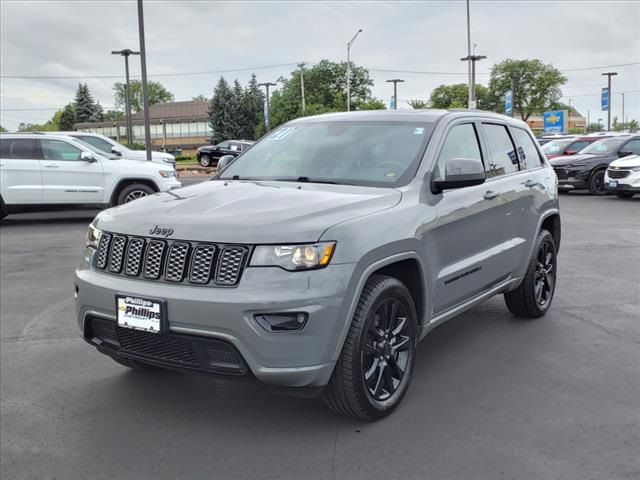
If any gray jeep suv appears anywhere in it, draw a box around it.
[75,110,560,420]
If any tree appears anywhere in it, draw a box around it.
[113,80,174,113]
[59,103,76,130]
[192,94,208,102]
[488,59,567,121]
[74,83,102,123]
[408,99,429,109]
[208,77,235,144]
[428,83,492,110]
[103,110,125,121]
[359,98,386,110]
[242,73,265,139]
[0,125,6,133]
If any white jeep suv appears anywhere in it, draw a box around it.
[0,133,181,219]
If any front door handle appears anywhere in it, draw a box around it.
[43,163,60,168]
[524,179,537,188]
[483,190,500,200]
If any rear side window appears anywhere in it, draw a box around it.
[569,140,589,153]
[434,123,483,181]
[481,124,519,177]
[0,138,41,160]
[76,135,113,154]
[511,127,543,170]
[41,139,82,161]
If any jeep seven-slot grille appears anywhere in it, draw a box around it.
[95,233,249,287]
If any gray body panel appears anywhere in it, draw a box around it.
[75,110,560,388]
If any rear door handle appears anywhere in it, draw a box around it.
[483,190,500,200]
[524,179,537,188]
[43,163,60,168]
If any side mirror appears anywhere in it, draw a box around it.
[432,158,486,193]
[80,152,97,163]
[565,149,577,155]
[618,150,632,158]
[111,147,122,156]
[217,155,235,171]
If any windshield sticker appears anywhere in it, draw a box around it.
[385,171,398,178]
[268,127,297,141]
[413,127,425,135]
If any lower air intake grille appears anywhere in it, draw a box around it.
[116,327,199,366]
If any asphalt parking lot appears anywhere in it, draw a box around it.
[1,184,638,480]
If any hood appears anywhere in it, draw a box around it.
[122,149,175,164]
[95,180,402,244]
[608,154,640,168]
[550,153,615,166]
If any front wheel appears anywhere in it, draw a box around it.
[116,183,155,205]
[199,154,212,167]
[323,275,417,420]
[504,229,557,318]
[588,170,607,196]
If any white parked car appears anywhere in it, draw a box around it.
[0,133,181,219]
[605,154,640,198]
[57,132,176,165]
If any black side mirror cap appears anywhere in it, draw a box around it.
[431,158,486,194]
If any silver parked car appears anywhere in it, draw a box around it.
[75,110,560,420]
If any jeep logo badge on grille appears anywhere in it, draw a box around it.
[149,225,174,237]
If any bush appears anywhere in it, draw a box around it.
[175,155,196,162]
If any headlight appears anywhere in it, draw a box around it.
[159,170,177,178]
[86,223,102,249]
[630,166,640,172]
[250,242,336,271]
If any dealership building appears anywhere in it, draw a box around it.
[73,100,210,155]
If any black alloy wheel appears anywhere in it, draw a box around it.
[534,240,555,307]
[589,170,607,195]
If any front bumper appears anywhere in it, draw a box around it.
[158,178,182,191]
[554,167,588,190]
[604,171,640,194]
[75,248,356,388]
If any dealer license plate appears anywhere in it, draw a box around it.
[116,295,165,334]
[608,180,618,188]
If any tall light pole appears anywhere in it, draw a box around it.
[460,54,486,109]
[137,0,152,161]
[111,48,139,147]
[602,71,618,132]
[386,79,405,110]
[298,63,306,114]
[258,82,277,131]
[465,0,472,108]
[346,28,363,112]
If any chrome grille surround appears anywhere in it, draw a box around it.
[94,232,249,287]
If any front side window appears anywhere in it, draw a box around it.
[76,135,114,154]
[481,123,519,177]
[621,139,640,155]
[434,123,482,181]
[568,140,590,153]
[580,138,628,155]
[41,139,82,161]
[0,138,40,159]
[220,121,435,187]
[512,127,542,170]
[218,141,231,150]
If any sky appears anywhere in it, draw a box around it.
[1,0,639,131]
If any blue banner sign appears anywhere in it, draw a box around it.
[505,90,513,115]
[601,88,609,111]
[543,110,567,134]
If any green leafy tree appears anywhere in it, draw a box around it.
[102,110,125,121]
[408,99,429,109]
[587,122,604,133]
[0,125,7,132]
[113,80,174,113]
[58,103,76,130]
[488,59,567,120]
[192,94,208,102]
[428,83,492,110]
[74,83,103,123]
[359,98,386,110]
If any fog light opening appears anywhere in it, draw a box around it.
[254,312,308,332]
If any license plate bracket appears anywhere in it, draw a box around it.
[115,294,167,334]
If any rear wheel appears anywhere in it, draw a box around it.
[323,275,417,420]
[505,229,557,318]
[116,183,155,205]
[200,154,212,167]
[588,170,607,195]
[616,192,635,199]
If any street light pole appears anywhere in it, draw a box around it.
[111,48,139,147]
[602,71,618,132]
[346,29,363,112]
[137,0,152,161]
[460,54,486,109]
[466,0,472,108]
[298,63,306,114]
[386,79,405,110]
[258,82,277,131]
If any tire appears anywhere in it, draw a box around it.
[0,197,7,220]
[588,169,607,196]
[115,183,155,205]
[200,154,212,167]
[504,229,557,318]
[323,274,418,420]
[616,192,635,199]
[112,355,160,372]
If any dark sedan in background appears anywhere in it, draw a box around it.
[552,135,640,195]
[197,139,254,167]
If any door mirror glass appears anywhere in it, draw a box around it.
[80,151,96,163]
[618,150,632,158]
[217,155,235,171]
[433,158,485,193]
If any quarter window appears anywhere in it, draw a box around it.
[511,127,543,170]
[481,123,519,177]
[0,138,41,159]
[41,139,83,161]
[434,123,483,181]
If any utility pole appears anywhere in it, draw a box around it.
[111,48,139,147]
[299,63,306,114]
[258,82,277,131]
[465,0,472,108]
[137,0,152,161]
[587,110,590,133]
[460,54,486,109]
[346,29,363,112]
[602,71,618,132]
[386,79,405,110]
[621,92,625,130]
[568,98,572,133]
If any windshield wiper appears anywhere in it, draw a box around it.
[293,176,347,185]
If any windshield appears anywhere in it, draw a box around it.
[69,138,114,159]
[219,121,435,187]
[74,135,119,154]
[541,139,574,154]
[580,137,628,155]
